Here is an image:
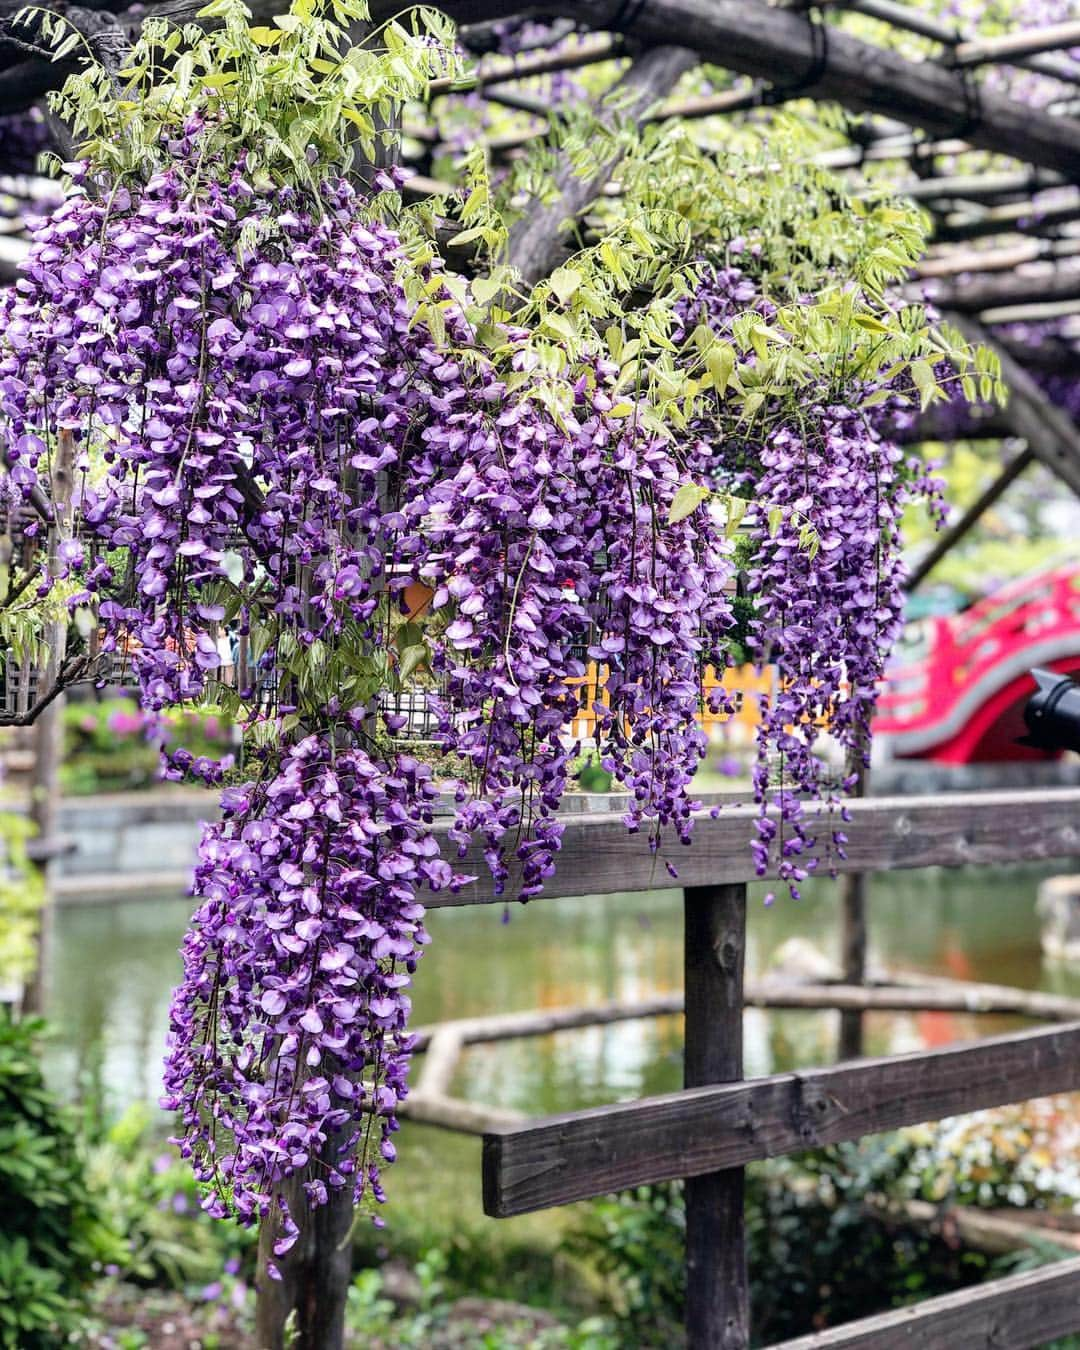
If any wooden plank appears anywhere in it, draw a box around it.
[422,0,1080,179]
[684,883,748,1350]
[767,1254,1080,1349]
[482,1019,1080,1216]
[429,787,1080,909]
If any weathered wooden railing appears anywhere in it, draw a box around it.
[423,787,1080,1349]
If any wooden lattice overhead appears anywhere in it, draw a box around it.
[0,0,1074,676]
[2,1,1077,356]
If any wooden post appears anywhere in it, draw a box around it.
[838,742,869,1060]
[22,430,74,1015]
[838,872,867,1060]
[683,882,749,1350]
[254,1144,355,1350]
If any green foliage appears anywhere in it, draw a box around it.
[568,1122,1080,1345]
[82,1102,256,1288]
[0,1012,120,1348]
[566,1183,686,1343]
[61,698,233,794]
[31,0,457,192]
[416,114,1004,461]
[0,812,45,991]
[344,1249,619,1349]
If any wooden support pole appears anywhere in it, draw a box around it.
[683,882,749,1350]
[904,446,1035,592]
[505,44,697,287]
[838,871,867,1059]
[254,1160,355,1350]
[838,740,868,1060]
[21,429,73,1015]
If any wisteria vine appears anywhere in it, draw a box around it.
[0,0,994,1269]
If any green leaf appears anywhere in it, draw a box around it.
[723,494,748,534]
[471,275,502,305]
[445,225,486,248]
[398,643,428,683]
[668,482,710,526]
[540,312,576,343]
[549,266,583,306]
[910,360,937,410]
[706,343,736,396]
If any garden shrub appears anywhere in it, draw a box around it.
[0,1013,119,1347]
[568,1136,1017,1346]
[61,699,233,795]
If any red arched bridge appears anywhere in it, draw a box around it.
[875,564,1080,762]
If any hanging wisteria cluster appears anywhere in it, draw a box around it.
[0,0,994,1267]
[0,133,738,1233]
[674,262,946,896]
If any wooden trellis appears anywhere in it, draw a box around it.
[419,786,1080,1349]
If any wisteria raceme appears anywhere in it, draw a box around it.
[417,348,735,894]
[161,727,461,1229]
[675,261,944,894]
[741,406,910,892]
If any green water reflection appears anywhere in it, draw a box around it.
[44,861,1080,1119]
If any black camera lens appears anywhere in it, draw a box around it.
[1020,669,1080,754]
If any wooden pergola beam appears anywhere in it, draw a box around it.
[915,236,1080,280]
[904,446,1035,591]
[913,265,1080,314]
[898,170,1062,204]
[948,312,1080,500]
[953,20,1080,70]
[5,0,1080,180]
[839,0,1080,87]
[428,32,625,95]
[425,0,1080,179]
[935,194,1080,243]
[504,43,697,286]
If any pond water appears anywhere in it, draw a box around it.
[43,861,1080,1118]
[42,862,1080,1250]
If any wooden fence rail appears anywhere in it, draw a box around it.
[431,786,1080,906]
[771,1256,1080,1350]
[482,1017,1080,1215]
[432,787,1080,1348]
